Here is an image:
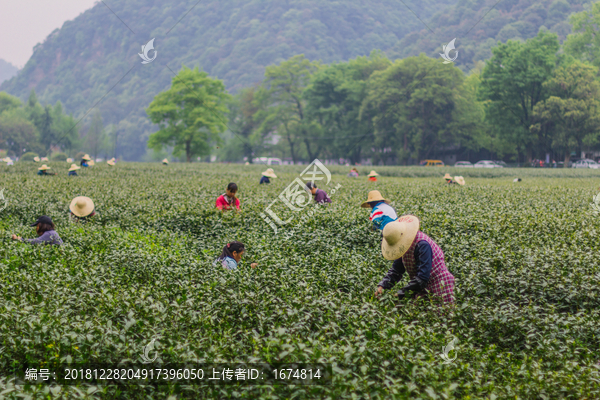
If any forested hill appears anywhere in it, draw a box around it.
[389,0,592,67]
[0,59,19,85]
[0,0,592,160]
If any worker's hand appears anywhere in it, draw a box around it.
[375,286,384,298]
[11,234,20,240]
[251,263,258,268]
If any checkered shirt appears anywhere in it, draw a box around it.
[403,231,455,303]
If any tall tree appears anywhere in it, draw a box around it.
[228,86,267,163]
[86,109,106,160]
[257,55,321,163]
[479,30,560,162]
[564,3,600,69]
[362,54,468,165]
[531,61,600,164]
[304,51,391,164]
[147,66,230,162]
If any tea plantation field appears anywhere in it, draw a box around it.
[1,162,599,399]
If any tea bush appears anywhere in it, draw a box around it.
[0,162,599,399]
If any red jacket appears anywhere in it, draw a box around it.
[216,194,240,210]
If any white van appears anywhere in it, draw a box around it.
[253,157,282,165]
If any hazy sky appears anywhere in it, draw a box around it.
[0,0,97,68]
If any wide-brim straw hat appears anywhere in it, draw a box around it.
[38,164,50,171]
[262,168,277,178]
[109,157,116,162]
[82,154,92,161]
[444,173,453,180]
[361,190,390,208]
[162,158,169,164]
[454,176,465,186]
[107,160,115,166]
[66,158,73,163]
[70,196,95,217]
[381,215,420,261]
[33,157,40,162]
[367,170,379,177]
[3,157,12,162]
[88,160,95,166]
[68,164,80,172]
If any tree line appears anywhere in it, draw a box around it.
[148,7,600,164]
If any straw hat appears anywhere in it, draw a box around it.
[367,170,379,177]
[361,190,390,208]
[444,173,453,180]
[33,156,40,162]
[162,158,169,164]
[66,158,73,163]
[38,164,50,171]
[109,157,116,162]
[41,157,48,161]
[381,215,420,261]
[107,159,115,166]
[70,196,95,218]
[88,160,95,166]
[68,164,80,172]
[3,157,12,162]
[82,154,92,161]
[454,176,465,186]
[262,168,277,178]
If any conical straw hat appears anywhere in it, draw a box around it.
[33,156,40,162]
[38,164,50,170]
[361,190,390,208]
[262,168,277,178]
[162,158,169,164]
[82,154,92,161]
[88,160,95,166]
[66,158,73,163]
[381,215,420,261]
[444,173,452,180]
[367,170,379,177]
[70,196,95,217]
[107,160,115,166]
[454,176,465,186]
[68,164,80,172]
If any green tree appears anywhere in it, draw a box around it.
[479,30,560,162]
[531,61,600,164]
[304,51,391,164]
[0,92,22,115]
[147,66,230,162]
[257,55,321,163]
[86,109,106,160]
[362,54,469,165]
[228,86,267,163]
[564,3,600,68]
[0,109,39,157]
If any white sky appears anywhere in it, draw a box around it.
[0,0,97,68]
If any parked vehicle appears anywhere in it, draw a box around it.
[253,157,282,165]
[572,159,600,169]
[419,159,444,167]
[454,161,474,167]
[493,160,508,168]
[474,160,503,168]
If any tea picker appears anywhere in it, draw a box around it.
[214,241,258,270]
[216,182,241,211]
[375,215,455,304]
[361,190,398,232]
[260,168,277,184]
[11,216,63,246]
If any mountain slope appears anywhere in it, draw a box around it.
[0,59,19,85]
[0,0,454,160]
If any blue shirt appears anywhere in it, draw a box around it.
[214,256,238,270]
[68,171,78,176]
[260,176,270,184]
[378,240,433,288]
[370,201,398,231]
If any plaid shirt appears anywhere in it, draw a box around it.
[403,231,455,303]
[379,231,455,303]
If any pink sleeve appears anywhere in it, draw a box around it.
[216,195,225,209]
